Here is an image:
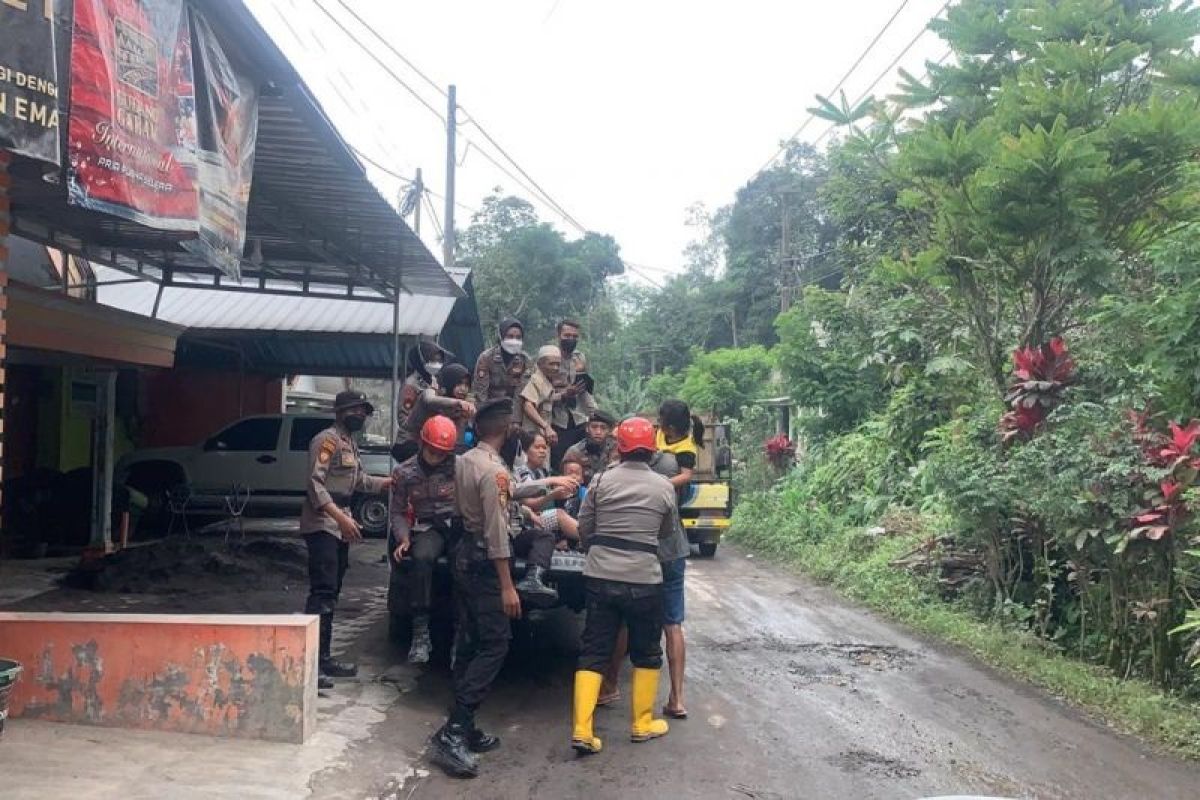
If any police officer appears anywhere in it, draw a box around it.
[428,397,577,778]
[301,390,391,689]
[470,317,530,407]
[563,409,618,482]
[396,337,453,437]
[571,417,680,756]
[393,363,476,463]
[549,318,596,466]
[389,415,461,665]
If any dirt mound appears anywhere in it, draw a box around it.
[62,536,309,594]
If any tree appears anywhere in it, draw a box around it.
[816,0,1200,393]
[458,193,625,347]
[679,346,775,418]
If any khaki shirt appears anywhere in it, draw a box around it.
[455,442,515,560]
[551,350,596,429]
[470,345,530,407]
[578,461,679,585]
[301,424,386,538]
[389,454,457,541]
[519,370,557,434]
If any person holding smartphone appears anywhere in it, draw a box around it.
[549,318,597,467]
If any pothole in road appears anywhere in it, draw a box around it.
[704,636,915,671]
[828,749,921,779]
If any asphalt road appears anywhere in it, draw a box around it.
[312,544,1200,800]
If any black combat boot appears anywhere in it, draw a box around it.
[515,565,558,609]
[429,709,479,778]
[318,612,358,678]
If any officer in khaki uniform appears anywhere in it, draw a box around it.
[470,317,531,409]
[301,390,391,689]
[428,397,578,779]
[549,318,597,466]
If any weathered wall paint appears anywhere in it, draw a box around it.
[0,612,318,743]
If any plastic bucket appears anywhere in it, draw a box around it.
[0,658,22,739]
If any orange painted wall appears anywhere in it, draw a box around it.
[0,612,317,743]
[139,368,285,447]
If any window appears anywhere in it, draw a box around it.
[206,418,282,452]
[289,417,334,451]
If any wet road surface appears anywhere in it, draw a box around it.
[319,544,1200,800]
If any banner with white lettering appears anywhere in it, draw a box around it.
[182,11,258,280]
[66,0,198,230]
[0,0,61,164]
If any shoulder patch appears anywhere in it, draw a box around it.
[401,384,418,410]
[318,437,336,464]
[495,471,511,507]
[477,366,489,378]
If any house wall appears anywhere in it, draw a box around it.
[138,368,285,447]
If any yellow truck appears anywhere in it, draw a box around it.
[679,417,733,557]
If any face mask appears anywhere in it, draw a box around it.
[425,361,442,377]
[559,338,577,355]
[500,338,523,355]
[343,414,366,433]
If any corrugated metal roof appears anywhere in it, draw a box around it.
[96,265,460,336]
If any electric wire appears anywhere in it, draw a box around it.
[757,0,913,174]
[321,1,590,234]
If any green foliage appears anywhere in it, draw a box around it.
[678,345,775,418]
[839,0,1200,391]
[774,287,885,435]
[459,193,624,348]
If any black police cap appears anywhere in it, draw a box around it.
[475,397,513,422]
[589,409,617,427]
[334,389,375,414]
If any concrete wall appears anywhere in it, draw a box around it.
[0,612,318,743]
[138,368,285,447]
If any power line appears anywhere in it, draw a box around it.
[322,1,590,234]
[334,0,446,98]
[312,0,446,124]
[812,44,953,148]
[422,191,445,240]
[758,0,913,174]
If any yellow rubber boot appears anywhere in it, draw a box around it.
[572,670,604,755]
[630,667,669,742]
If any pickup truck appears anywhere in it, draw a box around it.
[116,413,394,536]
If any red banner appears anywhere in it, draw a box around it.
[66,0,198,231]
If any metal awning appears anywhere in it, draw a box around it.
[6,0,459,303]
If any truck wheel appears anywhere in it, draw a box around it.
[353,494,389,538]
[698,542,718,558]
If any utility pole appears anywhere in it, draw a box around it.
[443,85,457,269]
[779,189,799,312]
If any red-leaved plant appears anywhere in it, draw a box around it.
[764,434,796,470]
[1127,413,1200,544]
[1000,337,1076,442]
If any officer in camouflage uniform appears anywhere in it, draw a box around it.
[427,397,578,778]
[470,317,530,410]
[301,390,391,689]
[389,415,461,665]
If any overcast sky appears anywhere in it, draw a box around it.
[246,0,950,284]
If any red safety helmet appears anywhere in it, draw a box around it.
[420,415,458,453]
[615,416,656,454]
